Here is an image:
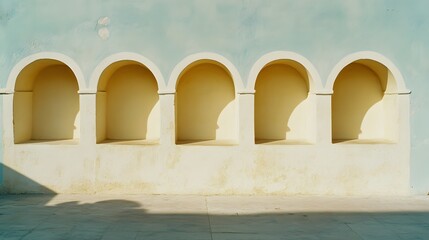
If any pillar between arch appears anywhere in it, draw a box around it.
[315,91,333,145]
[397,92,411,145]
[1,92,14,149]
[238,90,255,147]
[78,91,97,146]
[159,91,176,147]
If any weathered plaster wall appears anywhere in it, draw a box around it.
[0,0,427,194]
[0,96,3,184]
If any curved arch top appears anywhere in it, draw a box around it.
[326,51,410,94]
[89,52,166,92]
[167,52,244,93]
[6,52,86,93]
[247,51,323,93]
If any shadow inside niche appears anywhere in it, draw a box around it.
[176,63,236,144]
[105,65,159,141]
[13,63,80,143]
[332,63,384,142]
[254,63,309,142]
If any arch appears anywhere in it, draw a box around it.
[10,52,82,143]
[167,52,244,93]
[173,53,239,145]
[6,52,85,93]
[250,52,318,144]
[89,52,166,92]
[247,51,323,93]
[326,51,409,94]
[329,52,407,143]
[93,53,161,144]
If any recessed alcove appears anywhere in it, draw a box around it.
[96,61,160,144]
[13,59,80,144]
[254,60,313,145]
[332,60,398,143]
[175,61,237,145]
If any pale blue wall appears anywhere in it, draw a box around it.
[0,95,2,184]
[1,0,428,193]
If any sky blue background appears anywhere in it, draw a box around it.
[1,0,428,193]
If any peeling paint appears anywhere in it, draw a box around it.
[98,27,109,40]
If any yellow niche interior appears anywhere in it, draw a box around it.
[254,60,313,145]
[332,60,398,143]
[96,61,160,144]
[175,61,237,145]
[13,59,80,144]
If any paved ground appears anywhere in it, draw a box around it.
[0,194,429,240]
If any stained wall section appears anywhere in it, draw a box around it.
[0,52,411,195]
[0,51,410,196]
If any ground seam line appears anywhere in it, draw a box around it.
[345,223,364,240]
[205,197,214,240]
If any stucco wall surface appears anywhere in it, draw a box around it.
[0,0,427,194]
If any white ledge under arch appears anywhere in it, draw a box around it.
[326,51,410,94]
[6,52,86,93]
[89,52,166,92]
[167,52,244,93]
[247,51,323,94]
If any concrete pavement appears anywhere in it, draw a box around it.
[1,194,429,239]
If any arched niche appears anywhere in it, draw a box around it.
[96,60,160,144]
[331,59,399,143]
[175,60,237,145]
[13,59,80,143]
[254,60,314,144]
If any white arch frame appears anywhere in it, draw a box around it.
[247,51,323,93]
[89,52,166,93]
[166,52,244,93]
[6,52,86,93]
[326,51,410,94]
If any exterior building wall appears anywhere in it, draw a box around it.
[0,0,426,195]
